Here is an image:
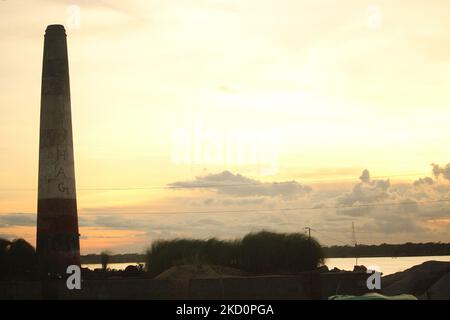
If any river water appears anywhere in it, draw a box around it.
[82,255,450,276]
[326,255,450,275]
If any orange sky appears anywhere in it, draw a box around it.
[0,0,449,253]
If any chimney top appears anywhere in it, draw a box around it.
[45,24,66,36]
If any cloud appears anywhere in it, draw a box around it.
[328,165,450,243]
[203,197,267,206]
[359,169,370,183]
[432,163,450,180]
[0,213,36,228]
[362,216,425,234]
[337,169,390,207]
[0,233,18,240]
[409,164,450,199]
[44,0,145,19]
[91,215,142,230]
[413,177,434,186]
[168,170,312,198]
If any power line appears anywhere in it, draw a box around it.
[0,171,437,192]
[351,222,358,265]
[300,171,433,182]
[310,229,398,237]
[307,229,403,242]
[77,198,450,216]
[310,228,351,245]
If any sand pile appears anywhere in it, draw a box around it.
[381,261,450,299]
[154,264,248,280]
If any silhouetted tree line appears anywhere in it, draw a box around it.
[323,242,450,258]
[81,253,145,264]
[0,238,145,281]
[0,238,37,280]
[145,231,324,277]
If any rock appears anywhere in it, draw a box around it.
[353,265,367,272]
[317,265,329,273]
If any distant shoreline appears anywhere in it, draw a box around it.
[81,253,450,265]
[81,242,450,264]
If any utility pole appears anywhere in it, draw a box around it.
[305,227,311,240]
[351,222,358,266]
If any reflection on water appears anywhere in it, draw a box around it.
[326,255,450,275]
[82,263,143,271]
[82,256,450,276]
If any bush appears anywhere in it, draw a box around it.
[0,238,37,279]
[0,238,10,275]
[145,231,324,277]
[100,251,111,271]
[145,238,241,277]
[240,231,324,273]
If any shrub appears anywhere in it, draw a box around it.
[0,238,10,275]
[240,231,324,273]
[8,239,37,275]
[100,251,111,271]
[145,231,324,277]
[145,238,241,277]
[0,238,37,279]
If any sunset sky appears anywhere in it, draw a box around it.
[0,0,449,253]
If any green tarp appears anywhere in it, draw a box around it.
[329,293,418,300]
